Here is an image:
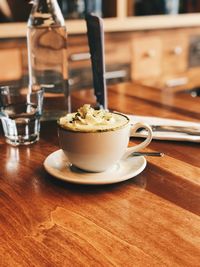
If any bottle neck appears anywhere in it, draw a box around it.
[33,0,60,12]
[28,0,65,27]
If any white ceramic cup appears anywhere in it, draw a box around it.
[58,113,152,172]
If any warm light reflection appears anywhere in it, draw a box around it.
[4,145,42,196]
[6,146,19,173]
[25,147,31,158]
[5,147,31,174]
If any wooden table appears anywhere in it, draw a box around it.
[1,82,200,267]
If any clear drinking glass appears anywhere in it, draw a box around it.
[0,85,44,146]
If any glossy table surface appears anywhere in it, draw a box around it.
[1,82,200,267]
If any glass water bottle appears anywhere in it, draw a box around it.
[27,0,70,120]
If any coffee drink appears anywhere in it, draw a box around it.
[58,104,129,132]
[58,104,153,172]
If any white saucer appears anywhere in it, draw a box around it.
[44,149,147,185]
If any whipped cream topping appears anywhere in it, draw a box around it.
[59,104,129,132]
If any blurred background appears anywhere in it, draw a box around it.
[1,0,200,22]
[0,0,200,97]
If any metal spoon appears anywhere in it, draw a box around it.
[85,14,107,110]
[132,152,164,157]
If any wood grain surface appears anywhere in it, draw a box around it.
[1,82,200,267]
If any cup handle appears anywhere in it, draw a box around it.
[122,122,153,160]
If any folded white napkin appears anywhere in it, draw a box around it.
[128,115,200,142]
